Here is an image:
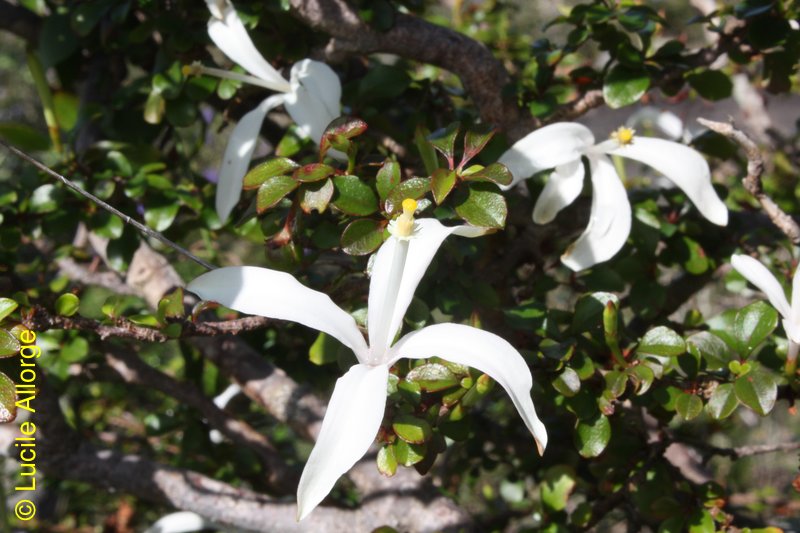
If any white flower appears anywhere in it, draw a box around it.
[200,0,342,221]
[731,254,800,369]
[498,122,729,271]
[187,200,548,520]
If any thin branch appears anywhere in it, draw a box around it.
[56,257,140,296]
[0,140,217,270]
[103,346,298,492]
[684,439,800,461]
[21,304,272,342]
[288,0,536,140]
[698,118,800,244]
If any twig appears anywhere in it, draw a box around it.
[104,346,298,492]
[21,305,271,342]
[698,118,800,244]
[684,439,800,461]
[0,140,217,270]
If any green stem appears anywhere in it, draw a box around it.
[26,51,62,154]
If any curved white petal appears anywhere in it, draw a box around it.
[731,254,792,320]
[603,137,728,226]
[297,364,388,520]
[790,265,800,340]
[498,122,594,190]
[368,219,489,359]
[207,4,290,91]
[187,266,369,362]
[215,94,284,221]
[389,324,547,454]
[532,159,585,224]
[284,60,342,143]
[143,511,212,533]
[561,156,631,271]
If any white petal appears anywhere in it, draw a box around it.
[791,264,800,339]
[367,219,490,359]
[389,324,547,454]
[284,59,342,143]
[731,254,792,320]
[497,122,594,190]
[207,4,290,91]
[532,159,585,224]
[187,266,369,362]
[215,94,284,222]
[297,363,388,520]
[204,0,227,20]
[626,107,684,140]
[603,137,728,226]
[561,156,631,271]
[143,511,211,533]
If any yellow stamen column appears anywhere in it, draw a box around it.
[370,199,417,362]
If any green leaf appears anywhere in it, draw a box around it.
[144,90,165,124]
[393,414,433,444]
[687,70,733,101]
[256,175,298,214]
[294,163,336,183]
[427,122,460,167]
[0,372,16,423]
[377,445,397,477]
[53,92,79,131]
[29,184,61,214]
[376,159,401,201]
[406,363,459,392]
[61,336,89,363]
[603,64,651,109]
[541,465,577,512]
[385,177,430,215]
[0,330,20,358]
[627,364,654,395]
[734,367,777,415]
[243,158,299,190]
[332,175,378,216]
[734,301,778,357]
[552,367,581,397]
[461,125,496,168]
[157,287,184,324]
[675,392,703,421]
[55,293,80,317]
[414,125,439,175]
[572,292,619,335]
[575,414,611,458]
[686,331,730,371]
[431,168,456,204]
[320,116,367,156]
[637,326,685,358]
[309,332,345,365]
[38,14,79,68]
[0,298,19,323]
[393,439,426,466]
[461,163,513,186]
[340,218,384,255]
[144,201,179,232]
[706,383,738,419]
[358,65,411,103]
[299,178,334,214]
[0,122,50,151]
[687,509,715,533]
[453,182,506,228]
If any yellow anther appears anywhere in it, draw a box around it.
[611,126,635,146]
[402,198,418,216]
[394,198,417,237]
[181,64,198,77]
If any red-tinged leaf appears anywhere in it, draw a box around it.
[294,163,335,183]
[243,158,299,190]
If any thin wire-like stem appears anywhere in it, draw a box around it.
[0,140,217,271]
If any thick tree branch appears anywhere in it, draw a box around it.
[21,304,272,342]
[188,336,327,441]
[288,0,536,140]
[698,118,800,244]
[33,378,473,532]
[104,346,298,493]
[0,1,39,41]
